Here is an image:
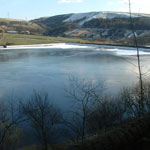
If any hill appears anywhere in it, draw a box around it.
[1,11,150,46]
[31,11,150,46]
[0,18,45,35]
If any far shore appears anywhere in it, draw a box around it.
[1,33,150,50]
[81,42,150,49]
[0,42,150,50]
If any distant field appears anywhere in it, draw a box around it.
[0,33,91,46]
[0,33,117,46]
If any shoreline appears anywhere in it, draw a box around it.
[77,41,150,49]
[0,42,150,56]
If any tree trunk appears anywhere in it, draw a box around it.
[128,0,144,116]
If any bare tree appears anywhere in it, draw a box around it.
[120,82,150,117]
[87,95,126,132]
[22,92,63,150]
[65,77,102,144]
[0,100,25,150]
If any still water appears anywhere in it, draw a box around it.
[0,43,150,109]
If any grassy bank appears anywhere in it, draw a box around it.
[0,33,89,46]
[0,33,120,46]
[0,33,149,50]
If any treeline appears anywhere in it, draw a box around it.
[47,22,78,36]
[83,17,150,30]
[1,78,150,150]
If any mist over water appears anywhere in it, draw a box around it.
[0,43,150,110]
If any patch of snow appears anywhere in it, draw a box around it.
[0,43,93,50]
[96,46,150,56]
[64,11,150,25]
[64,12,98,25]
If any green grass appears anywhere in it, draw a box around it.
[0,33,117,46]
[0,33,90,46]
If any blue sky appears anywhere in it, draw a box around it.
[0,0,149,20]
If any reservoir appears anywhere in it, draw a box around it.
[0,43,150,110]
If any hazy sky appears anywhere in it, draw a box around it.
[0,0,149,20]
